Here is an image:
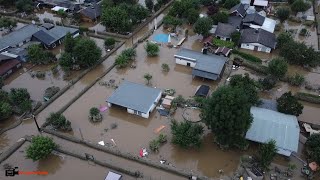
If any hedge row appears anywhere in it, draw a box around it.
[232,49,262,63]
[295,92,320,104]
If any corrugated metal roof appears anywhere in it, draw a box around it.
[192,69,219,80]
[246,107,300,156]
[106,81,162,114]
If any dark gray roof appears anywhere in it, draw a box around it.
[243,13,265,26]
[80,3,101,20]
[215,23,236,38]
[49,26,79,40]
[0,24,39,51]
[229,3,246,17]
[32,30,56,46]
[192,54,227,80]
[0,54,13,62]
[195,85,210,97]
[106,81,162,113]
[41,23,55,30]
[257,99,278,111]
[228,16,242,28]
[240,28,276,49]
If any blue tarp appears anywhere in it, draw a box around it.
[153,34,169,43]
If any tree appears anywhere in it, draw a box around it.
[115,48,136,68]
[257,140,277,170]
[200,0,214,6]
[306,134,320,164]
[277,32,293,49]
[258,76,276,91]
[276,7,290,23]
[229,74,260,105]
[145,0,154,12]
[277,92,303,116]
[193,17,213,37]
[73,38,102,68]
[131,4,149,24]
[46,112,72,131]
[291,0,310,13]
[27,45,46,64]
[268,58,288,78]
[9,88,32,113]
[201,86,252,148]
[231,31,241,45]
[15,0,33,13]
[101,0,114,8]
[89,107,100,117]
[163,15,183,28]
[144,73,152,85]
[0,102,12,120]
[211,11,228,25]
[288,73,305,86]
[57,9,67,18]
[0,0,17,7]
[64,33,76,53]
[104,37,116,47]
[223,0,240,9]
[168,0,200,18]
[0,18,17,31]
[145,42,160,57]
[122,48,136,60]
[207,5,219,16]
[26,136,57,161]
[59,52,73,70]
[187,8,199,24]
[101,6,132,33]
[171,120,204,148]
[0,76,3,89]
[161,63,170,72]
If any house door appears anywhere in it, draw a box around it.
[187,62,191,67]
[254,46,258,51]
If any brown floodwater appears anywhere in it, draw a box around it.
[90,37,107,56]
[36,9,62,23]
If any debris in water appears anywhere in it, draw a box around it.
[98,141,105,146]
[99,105,108,112]
[111,139,116,146]
[110,123,118,129]
[154,125,165,133]
[139,148,148,157]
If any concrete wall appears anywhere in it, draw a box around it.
[175,58,196,67]
[240,43,271,53]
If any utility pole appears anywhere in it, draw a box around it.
[32,114,41,132]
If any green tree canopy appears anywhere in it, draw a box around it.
[168,0,200,18]
[268,58,288,78]
[145,0,154,12]
[73,38,102,68]
[211,11,228,25]
[64,33,76,53]
[144,73,152,85]
[277,32,293,49]
[187,8,200,24]
[277,91,303,116]
[59,52,73,70]
[223,0,240,9]
[9,88,32,113]
[46,112,72,131]
[171,120,204,148]
[291,0,310,13]
[101,6,132,33]
[26,136,57,161]
[16,0,33,13]
[0,102,12,120]
[145,42,160,56]
[163,15,183,27]
[258,76,276,91]
[276,7,290,23]
[193,17,213,37]
[201,86,253,149]
[229,74,260,105]
[306,134,320,164]
[130,4,149,24]
[104,37,116,47]
[231,31,241,45]
[200,0,214,6]
[257,140,277,170]
[0,18,17,31]
[27,45,55,65]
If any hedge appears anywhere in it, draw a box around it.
[213,39,235,48]
[295,92,320,104]
[232,49,262,63]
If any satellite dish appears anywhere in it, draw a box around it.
[31,20,35,25]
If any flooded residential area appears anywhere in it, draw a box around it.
[1,0,320,180]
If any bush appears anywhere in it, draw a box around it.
[299,28,307,36]
[287,73,305,86]
[213,38,235,48]
[268,58,288,78]
[149,139,160,152]
[161,63,170,72]
[295,92,320,104]
[144,73,152,85]
[276,7,290,23]
[46,112,72,131]
[79,26,89,34]
[9,88,32,113]
[257,140,277,170]
[277,91,304,116]
[291,0,310,13]
[158,134,167,143]
[26,136,57,161]
[122,48,136,60]
[259,76,277,91]
[306,134,320,164]
[232,49,262,63]
[145,42,160,57]
[89,107,100,116]
[104,37,116,47]
[171,120,204,148]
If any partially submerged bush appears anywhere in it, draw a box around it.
[149,133,167,152]
[104,37,116,47]
[161,63,170,72]
[145,42,160,57]
[287,73,305,86]
[46,112,72,131]
[89,107,102,122]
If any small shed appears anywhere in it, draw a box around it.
[162,95,174,109]
[105,171,122,180]
[195,85,210,97]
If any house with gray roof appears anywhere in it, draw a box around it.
[80,3,101,22]
[106,81,162,118]
[228,16,243,30]
[229,3,247,18]
[214,23,237,41]
[174,48,227,80]
[240,28,276,53]
[246,107,300,156]
[243,13,265,26]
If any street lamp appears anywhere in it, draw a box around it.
[32,114,41,132]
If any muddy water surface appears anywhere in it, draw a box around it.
[36,9,62,23]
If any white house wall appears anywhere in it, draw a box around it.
[148,92,162,113]
[175,58,196,67]
[240,43,271,53]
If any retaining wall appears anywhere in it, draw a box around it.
[0,137,26,163]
